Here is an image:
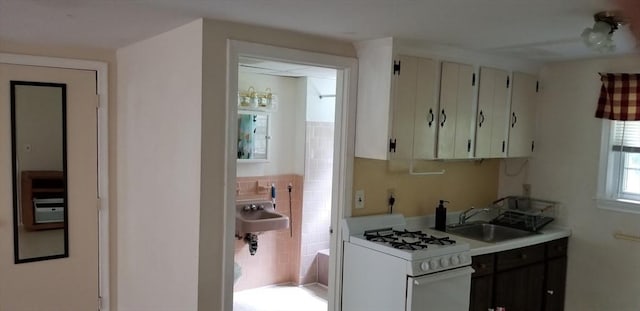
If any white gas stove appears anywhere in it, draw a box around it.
[342,214,473,311]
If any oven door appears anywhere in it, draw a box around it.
[406,266,474,311]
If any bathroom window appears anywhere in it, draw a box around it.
[597,120,640,213]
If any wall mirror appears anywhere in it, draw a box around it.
[237,110,270,162]
[10,81,68,263]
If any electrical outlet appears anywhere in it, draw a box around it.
[523,184,531,197]
[355,190,365,209]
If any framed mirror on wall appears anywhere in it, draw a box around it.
[237,110,270,162]
[10,81,68,263]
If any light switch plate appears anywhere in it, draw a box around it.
[355,190,365,209]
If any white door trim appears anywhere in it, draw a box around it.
[224,40,356,311]
[0,53,110,311]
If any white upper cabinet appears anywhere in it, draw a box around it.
[437,62,476,159]
[354,38,395,160]
[475,67,510,158]
[403,56,438,160]
[354,39,438,160]
[508,72,538,157]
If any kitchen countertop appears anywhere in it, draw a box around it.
[406,213,571,256]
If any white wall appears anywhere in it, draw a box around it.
[237,72,305,177]
[305,77,336,122]
[116,20,203,310]
[499,55,640,311]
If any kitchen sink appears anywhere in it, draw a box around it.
[446,222,537,243]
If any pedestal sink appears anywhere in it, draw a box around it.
[236,201,289,235]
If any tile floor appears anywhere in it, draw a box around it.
[233,283,328,311]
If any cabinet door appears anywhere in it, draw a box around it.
[476,67,509,158]
[470,275,493,311]
[544,257,567,311]
[412,57,438,160]
[508,72,538,157]
[390,55,418,160]
[438,62,475,159]
[494,263,545,311]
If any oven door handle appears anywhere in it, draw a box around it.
[412,266,474,286]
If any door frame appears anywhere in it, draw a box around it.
[0,53,110,311]
[224,40,357,310]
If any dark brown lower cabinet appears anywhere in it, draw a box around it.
[468,238,568,311]
[470,274,493,311]
[494,262,545,311]
[544,256,567,311]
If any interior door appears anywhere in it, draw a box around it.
[0,63,99,310]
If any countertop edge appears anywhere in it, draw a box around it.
[463,227,572,256]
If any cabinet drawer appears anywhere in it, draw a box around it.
[546,238,568,259]
[496,244,545,271]
[471,253,495,277]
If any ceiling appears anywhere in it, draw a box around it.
[0,0,637,62]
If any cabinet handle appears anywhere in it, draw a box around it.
[467,139,471,152]
[511,112,517,127]
[478,110,485,128]
[428,108,435,127]
[440,109,447,127]
[519,253,528,260]
[502,141,505,153]
[479,263,487,269]
[547,290,555,295]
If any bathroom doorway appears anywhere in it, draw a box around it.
[233,58,336,311]
[225,41,357,311]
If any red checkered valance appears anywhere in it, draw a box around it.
[596,73,640,120]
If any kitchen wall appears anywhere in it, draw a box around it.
[498,54,640,311]
[237,72,305,177]
[352,158,500,216]
[117,20,203,310]
[0,40,119,308]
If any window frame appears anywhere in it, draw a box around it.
[597,120,640,214]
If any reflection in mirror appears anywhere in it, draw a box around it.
[237,111,270,161]
[11,81,68,263]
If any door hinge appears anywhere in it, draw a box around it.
[531,141,535,152]
[472,73,476,86]
[507,76,510,88]
[502,141,506,153]
[467,139,472,152]
[98,296,103,310]
[97,197,102,211]
[536,81,540,92]
[389,139,397,153]
[393,60,401,75]
[95,94,100,109]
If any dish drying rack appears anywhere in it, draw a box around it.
[490,196,557,232]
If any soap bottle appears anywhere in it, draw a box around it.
[435,200,449,232]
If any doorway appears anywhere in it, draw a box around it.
[224,41,357,311]
[233,58,337,311]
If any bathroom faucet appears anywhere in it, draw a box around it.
[459,207,491,225]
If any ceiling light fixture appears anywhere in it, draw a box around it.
[582,11,627,53]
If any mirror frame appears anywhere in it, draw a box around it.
[237,110,270,163]
[10,80,69,264]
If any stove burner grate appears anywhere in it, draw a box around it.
[364,228,396,242]
[390,239,429,250]
[393,229,428,238]
[421,235,456,245]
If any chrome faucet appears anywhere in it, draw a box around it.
[459,207,491,225]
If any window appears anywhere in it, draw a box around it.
[598,120,640,213]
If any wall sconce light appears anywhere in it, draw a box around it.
[582,11,627,53]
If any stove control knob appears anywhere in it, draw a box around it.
[430,259,439,269]
[459,254,468,264]
[451,255,460,266]
[440,257,450,268]
[420,261,430,271]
